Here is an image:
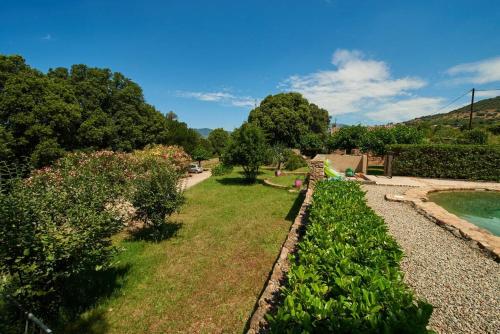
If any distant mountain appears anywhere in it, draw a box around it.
[195,128,213,137]
[405,96,500,127]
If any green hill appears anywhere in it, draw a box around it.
[405,96,500,127]
[195,128,213,137]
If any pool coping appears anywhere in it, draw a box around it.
[385,186,500,261]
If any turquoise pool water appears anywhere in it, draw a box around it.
[428,191,500,236]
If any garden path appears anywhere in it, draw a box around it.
[363,184,500,334]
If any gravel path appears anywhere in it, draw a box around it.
[362,185,500,334]
[182,171,211,190]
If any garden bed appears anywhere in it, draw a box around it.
[267,180,433,332]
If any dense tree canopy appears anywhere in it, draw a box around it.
[327,125,367,154]
[222,123,269,182]
[208,128,230,156]
[0,54,202,167]
[248,92,330,147]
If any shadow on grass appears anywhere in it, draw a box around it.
[54,264,132,333]
[61,309,109,334]
[216,177,264,186]
[127,221,183,242]
[285,191,306,222]
[237,170,265,176]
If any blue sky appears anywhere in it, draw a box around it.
[1,0,500,130]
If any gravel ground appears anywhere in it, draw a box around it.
[362,185,500,334]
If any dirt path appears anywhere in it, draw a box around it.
[182,171,211,190]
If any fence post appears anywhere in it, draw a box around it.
[384,153,393,178]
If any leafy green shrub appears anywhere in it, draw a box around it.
[0,150,186,325]
[269,180,432,333]
[389,144,500,181]
[133,159,184,238]
[361,125,424,156]
[270,144,292,170]
[487,123,500,135]
[191,146,212,167]
[211,163,233,176]
[300,133,325,158]
[327,125,367,154]
[361,127,396,156]
[0,164,124,318]
[285,153,307,171]
[222,123,270,182]
[457,128,488,144]
[391,125,424,145]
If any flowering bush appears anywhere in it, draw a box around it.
[0,148,186,320]
[133,144,191,170]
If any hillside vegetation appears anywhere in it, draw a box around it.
[405,96,500,127]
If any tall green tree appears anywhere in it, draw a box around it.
[0,64,82,166]
[360,127,396,156]
[208,128,230,156]
[0,54,204,167]
[191,146,212,167]
[300,133,325,157]
[248,92,329,147]
[327,125,367,154]
[222,123,269,182]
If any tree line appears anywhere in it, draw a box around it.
[221,92,492,182]
[0,55,204,168]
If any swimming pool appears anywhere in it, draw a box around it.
[428,191,500,236]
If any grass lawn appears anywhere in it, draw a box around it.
[289,166,309,173]
[63,168,301,334]
[269,174,306,188]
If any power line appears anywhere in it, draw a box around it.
[436,89,471,113]
[475,88,500,92]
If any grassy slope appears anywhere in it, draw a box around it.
[64,168,301,334]
[405,96,500,126]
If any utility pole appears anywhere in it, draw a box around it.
[468,88,475,130]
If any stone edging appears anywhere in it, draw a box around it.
[263,178,290,190]
[281,171,309,176]
[246,187,313,333]
[263,178,307,193]
[385,186,500,261]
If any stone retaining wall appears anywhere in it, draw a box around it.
[309,158,325,187]
[246,187,314,333]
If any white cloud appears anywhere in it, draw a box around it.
[446,56,500,84]
[41,34,52,41]
[365,97,445,122]
[177,90,256,108]
[282,49,428,120]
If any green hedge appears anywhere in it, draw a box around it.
[268,180,432,333]
[388,144,500,181]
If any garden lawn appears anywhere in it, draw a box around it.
[64,168,301,334]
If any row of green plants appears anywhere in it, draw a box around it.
[389,144,500,181]
[268,180,432,333]
[0,147,186,331]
